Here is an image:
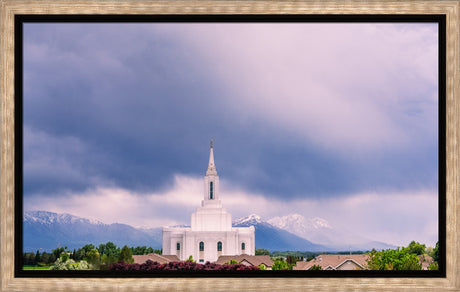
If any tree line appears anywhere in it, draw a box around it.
[367,241,439,270]
[23,242,161,269]
[254,241,439,271]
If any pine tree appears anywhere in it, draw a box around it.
[118,245,134,264]
[35,250,41,264]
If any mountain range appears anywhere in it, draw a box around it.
[267,213,396,251]
[23,211,394,252]
[23,211,162,252]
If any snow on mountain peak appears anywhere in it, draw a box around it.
[24,210,104,225]
[268,214,332,231]
[310,217,332,229]
[233,214,263,225]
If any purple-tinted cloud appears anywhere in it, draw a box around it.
[23,23,438,200]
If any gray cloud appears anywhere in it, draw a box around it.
[23,23,439,201]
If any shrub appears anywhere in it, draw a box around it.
[309,264,322,270]
[49,258,93,270]
[109,260,260,271]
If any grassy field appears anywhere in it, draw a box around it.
[23,265,50,270]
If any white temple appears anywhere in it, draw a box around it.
[162,140,255,263]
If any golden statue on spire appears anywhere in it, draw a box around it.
[210,138,213,148]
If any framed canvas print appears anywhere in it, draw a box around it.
[1,1,459,291]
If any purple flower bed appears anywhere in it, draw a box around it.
[109,260,260,271]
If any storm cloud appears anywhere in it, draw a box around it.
[23,22,439,246]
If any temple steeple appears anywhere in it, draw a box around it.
[206,139,217,176]
[203,139,220,205]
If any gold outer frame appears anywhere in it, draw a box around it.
[1,1,458,291]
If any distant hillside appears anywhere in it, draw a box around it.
[233,214,327,252]
[23,211,162,252]
[267,213,397,251]
[24,211,394,253]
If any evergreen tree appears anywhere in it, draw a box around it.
[104,242,118,257]
[118,245,134,264]
[309,264,322,270]
[433,241,439,263]
[255,248,270,256]
[35,250,41,264]
[98,243,106,255]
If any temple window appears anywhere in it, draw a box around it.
[210,181,214,199]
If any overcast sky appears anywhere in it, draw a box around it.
[23,22,438,247]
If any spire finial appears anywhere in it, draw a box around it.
[206,138,217,175]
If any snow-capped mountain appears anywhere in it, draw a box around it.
[267,213,396,251]
[268,214,331,231]
[23,211,394,253]
[23,211,162,252]
[232,214,326,252]
[268,214,335,245]
[24,210,104,225]
[232,214,263,226]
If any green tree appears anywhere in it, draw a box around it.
[433,241,439,263]
[306,255,315,261]
[41,252,53,265]
[255,248,271,256]
[309,264,322,270]
[99,254,117,270]
[131,246,149,255]
[60,252,70,262]
[104,242,119,257]
[118,245,134,264]
[224,259,239,265]
[286,255,297,265]
[258,264,267,270]
[74,248,86,261]
[407,241,426,255]
[98,243,106,255]
[35,250,41,264]
[186,255,195,262]
[52,247,65,261]
[367,248,421,270]
[86,249,100,266]
[23,252,36,265]
[81,244,95,254]
[272,259,289,270]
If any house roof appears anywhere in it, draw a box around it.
[293,254,369,270]
[132,253,179,264]
[215,255,274,267]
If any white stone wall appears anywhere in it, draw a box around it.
[163,226,255,262]
[190,206,232,232]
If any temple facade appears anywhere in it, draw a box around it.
[162,141,255,263]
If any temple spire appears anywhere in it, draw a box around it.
[206,139,217,175]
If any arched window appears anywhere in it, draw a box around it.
[241,242,245,251]
[210,181,214,199]
[176,243,180,251]
[199,241,204,251]
[217,241,222,251]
